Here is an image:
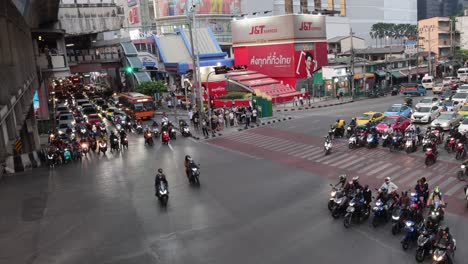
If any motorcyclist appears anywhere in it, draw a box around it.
[155,168,169,197]
[119,129,127,142]
[433,226,455,264]
[334,174,348,189]
[109,131,118,150]
[184,155,195,179]
[415,179,426,207]
[345,176,363,195]
[428,186,446,215]
[380,177,399,205]
[334,119,345,138]
[395,191,411,208]
[363,185,372,205]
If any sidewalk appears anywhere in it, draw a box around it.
[273,96,355,112]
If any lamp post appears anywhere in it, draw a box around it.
[206,71,215,136]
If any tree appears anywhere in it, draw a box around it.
[135,81,167,97]
[455,49,468,62]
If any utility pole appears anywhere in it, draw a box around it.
[350,27,355,98]
[187,5,202,116]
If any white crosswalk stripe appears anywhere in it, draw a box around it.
[330,155,358,167]
[314,152,348,163]
[299,148,324,159]
[446,181,466,196]
[321,153,351,165]
[348,158,375,171]
[338,156,366,169]
[396,170,426,185]
[277,144,305,153]
[271,143,302,152]
[289,145,318,156]
[390,167,413,181]
[307,151,329,161]
[231,133,264,143]
[256,137,284,147]
[356,161,385,174]
[427,174,447,186]
[438,177,456,190]
[266,141,292,151]
[365,163,393,176]
[376,165,402,179]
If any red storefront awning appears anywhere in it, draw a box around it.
[225,70,257,77]
[243,78,280,87]
[230,73,268,81]
[253,84,298,96]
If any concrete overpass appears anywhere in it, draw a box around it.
[0,0,61,162]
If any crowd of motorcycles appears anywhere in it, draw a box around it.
[45,114,193,168]
[328,175,457,264]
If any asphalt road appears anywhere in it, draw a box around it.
[0,92,467,264]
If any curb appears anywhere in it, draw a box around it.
[275,100,355,112]
[5,150,44,174]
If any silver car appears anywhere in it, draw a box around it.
[430,112,464,130]
[411,106,440,124]
[415,97,439,109]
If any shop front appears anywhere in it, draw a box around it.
[231,14,328,92]
[322,66,350,97]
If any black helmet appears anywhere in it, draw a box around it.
[185,155,191,161]
[158,168,163,173]
[339,174,347,182]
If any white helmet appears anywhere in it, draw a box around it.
[385,177,391,182]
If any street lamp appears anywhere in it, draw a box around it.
[206,71,215,137]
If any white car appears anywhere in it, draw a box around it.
[57,122,73,135]
[411,105,440,124]
[459,119,468,134]
[457,84,468,93]
[58,113,76,126]
[451,93,468,105]
[433,83,444,94]
[443,76,458,86]
[415,97,440,109]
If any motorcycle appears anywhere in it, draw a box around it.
[391,206,408,235]
[99,141,107,154]
[428,203,445,225]
[162,131,170,145]
[47,152,57,168]
[331,193,349,219]
[343,196,370,228]
[401,220,422,250]
[63,148,72,164]
[381,133,391,148]
[181,126,191,137]
[455,142,466,160]
[405,134,417,153]
[121,137,128,149]
[99,123,107,136]
[152,127,160,138]
[324,136,332,155]
[457,162,468,181]
[79,127,87,138]
[169,128,177,140]
[81,143,89,157]
[328,184,343,211]
[348,134,358,149]
[432,240,457,264]
[366,134,379,149]
[389,135,403,152]
[371,198,388,227]
[145,133,154,146]
[444,137,456,153]
[188,164,201,185]
[136,124,143,134]
[422,136,432,151]
[111,137,119,151]
[425,147,437,166]
[346,126,354,138]
[156,182,169,207]
[328,126,336,140]
[415,230,434,262]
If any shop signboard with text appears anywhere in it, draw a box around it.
[202,81,227,98]
[232,14,326,46]
[157,0,241,17]
[128,7,139,24]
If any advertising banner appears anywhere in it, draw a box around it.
[232,14,326,46]
[158,0,241,17]
[127,0,138,7]
[202,81,227,98]
[128,7,139,24]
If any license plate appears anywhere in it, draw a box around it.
[347,206,355,212]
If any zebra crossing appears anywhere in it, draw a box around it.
[208,129,466,203]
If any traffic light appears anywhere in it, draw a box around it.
[209,96,214,108]
[125,66,134,74]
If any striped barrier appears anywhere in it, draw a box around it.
[4,150,44,174]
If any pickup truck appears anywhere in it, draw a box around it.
[400,83,427,96]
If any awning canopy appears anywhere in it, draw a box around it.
[391,71,406,79]
[229,73,268,82]
[127,56,143,69]
[120,41,138,56]
[243,78,279,87]
[374,70,386,77]
[253,84,299,97]
[354,73,376,80]
[133,72,152,84]
[400,66,429,76]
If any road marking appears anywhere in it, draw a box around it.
[348,158,375,171]
[356,161,385,174]
[390,167,413,181]
[376,165,402,179]
[307,151,329,161]
[365,163,393,176]
[427,174,447,186]
[322,153,353,165]
[299,148,324,159]
[396,170,426,185]
[255,137,283,147]
[446,181,466,196]
[203,141,262,160]
[289,145,318,156]
[268,141,296,151]
[276,143,304,153]
[438,177,456,190]
[329,155,357,167]
[233,134,270,145]
[338,156,366,169]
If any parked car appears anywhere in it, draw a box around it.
[400,83,427,96]
[383,104,412,117]
[430,112,464,130]
[411,105,440,124]
[376,115,411,134]
[415,97,439,109]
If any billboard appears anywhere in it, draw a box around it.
[232,14,326,46]
[128,0,138,7]
[157,0,241,17]
[128,7,139,24]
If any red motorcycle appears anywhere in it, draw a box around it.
[445,137,456,153]
[425,147,437,166]
[162,131,170,145]
[456,142,466,160]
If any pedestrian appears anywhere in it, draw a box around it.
[218,113,224,130]
[252,108,257,123]
[224,110,229,127]
[245,109,252,128]
[193,112,199,132]
[202,118,209,137]
[167,98,172,109]
[229,111,235,126]
[299,95,304,106]
[188,109,193,125]
[293,96,298,106]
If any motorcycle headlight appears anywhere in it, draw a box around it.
[392,215,400,220]
[81,143,87,148]
[192,168,197,171]
[331,191,336,197]
[58,130,64,134]
[349,202,355,206]
[462,165,466,169]
[376,201,383,206]
[405,221,414,227]
[160,190,167,195]
[433,255,443,261]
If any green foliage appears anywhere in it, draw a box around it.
[455,49,468,61]
[135,81,167,96]
[369,23,418,44]
[218,92,249,100]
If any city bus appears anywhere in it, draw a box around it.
[118,92,155,120]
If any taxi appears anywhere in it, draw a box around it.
[457,103,468,117]
[356,112,385,127]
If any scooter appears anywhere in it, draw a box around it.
[432,240,457,264]
[371,198,388,227]
[63,148,72,164]
[382,133,391,148]
[152,127,160,138]
[445,137,456,153]
[366,134,379,149]
[188,164,201,185]
[348,133,358,149]
[99,141,107,154]
[405,137,417,153]
[169,127,177,140]
[425,147,437,166]
[401,220,422,250]
[324,136,332,155]
[144,133,154,146]
[156,182,169,207]
[162,131,170,145]
[121,137,128,149]
[136,124,143,134]
[343,196,370,228]
[456,161,468,181]
[328,184,344,211]
[455,142,466,160]
[346,126,354,138]
[415,230,434,262]
[111,137,120,151]
[181,126,191,137]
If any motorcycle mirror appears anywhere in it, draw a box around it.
[329,184,333,187]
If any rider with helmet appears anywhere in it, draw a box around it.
[334,119,345,138]
[109,131,118,150]
[184,155,195,179]
[344,176,363,195]
[334,174,349,189]
[379,177,399,205]
[428,186,446,215]
[155,168,169,197]
[434,226,455,264]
